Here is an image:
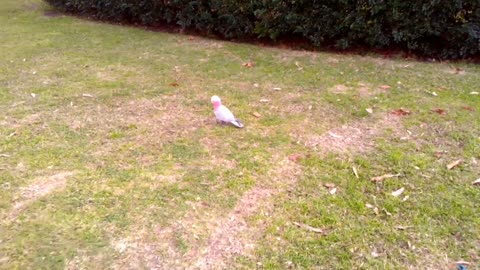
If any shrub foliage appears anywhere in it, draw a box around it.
[45,0,480,59]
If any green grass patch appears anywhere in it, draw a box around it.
[0,0,479,269]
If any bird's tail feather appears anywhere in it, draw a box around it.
[230,119,244,128]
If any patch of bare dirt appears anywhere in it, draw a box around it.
[444,67,466,76]
[329,83,386,97]
[109,157,301,270]
[275,50,318,62]
[66,95,209,151]
[0,112,43,129]
[301,114,404,154]
[8,171,74,220]
[199,136,239,166]
[192,157,301,269]
[326,57,340,64]
[356,83,388,97]
[363,56,416,69]
[193,39,224,49]
[111,198,220,270]
[192,188,273,269]
[329,84,351,94]
[111,227,182,270]
[65,251,107,270]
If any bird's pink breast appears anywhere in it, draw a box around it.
[213,102,221,110]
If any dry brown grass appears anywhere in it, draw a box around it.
[6,171,74,221]
[106,154,302,270]
[299,113,404,154]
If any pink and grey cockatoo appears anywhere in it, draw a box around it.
[211,95,244,128]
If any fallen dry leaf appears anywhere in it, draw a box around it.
[82,93,94,98]
[431,91,438,96]
[30,93,36,98]
[293,222,325,234]
[252,112,262,118]
[373,207,379,215]
[352,166,359,178]
[383,208,392,216]
[434,151,446,158]
[392,187,405,197]
[371,251,380,258]
[470,91,479,95]
[242,62,254,68]
[253,83,259,88]
[329,187,337,194]
[169,82,179,87]
[371,173,400,182]
[391,109,411,116]
[273,87,282,91]
[259,99,269,103]
[366,108,373,114]
[379,85,391,90]
[402,195,409,202]
[473,179,480,186]
[288,153,302,163]
[462,106,475,112]
[365,203,374,209]
[432,108,446,115]
[454,67,465,74]
[447,159,462,170]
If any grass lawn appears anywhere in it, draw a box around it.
[1,0,479,269]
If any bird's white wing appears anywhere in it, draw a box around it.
[215,105,236,122]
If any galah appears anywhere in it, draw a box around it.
[211,95,244,128]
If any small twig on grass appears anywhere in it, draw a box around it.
[12,101,26,107]
[371,173,401,182]
[293,222,326,234]
[391,187,405,197]
[328,132,343,139]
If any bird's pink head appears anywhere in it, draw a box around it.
[211,95,221,110]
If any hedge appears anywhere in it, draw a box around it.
[45,0,480,59]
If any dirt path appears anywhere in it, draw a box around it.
[110,113,406,269]
[7,171,74,221]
